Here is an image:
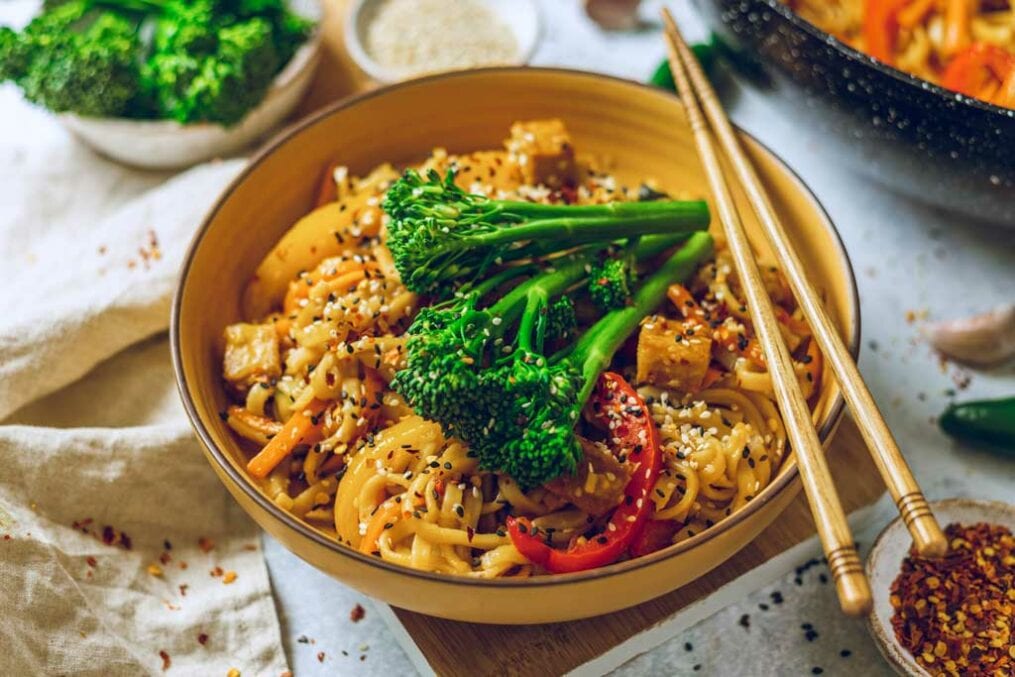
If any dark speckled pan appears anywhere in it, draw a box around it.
[695,0,1015,225]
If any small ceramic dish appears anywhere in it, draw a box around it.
[59,0,322,171]
[343,0,540,83]
[172,67,861,624]
[866,498,1015,676]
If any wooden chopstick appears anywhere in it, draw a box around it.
[660,11,947,561]
[660,10,872,616]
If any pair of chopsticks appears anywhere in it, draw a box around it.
[660,10,947,616]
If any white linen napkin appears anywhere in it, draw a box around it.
[0,135,290,675]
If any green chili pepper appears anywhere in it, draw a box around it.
[649,41,716,90]
[939,396,1015,453]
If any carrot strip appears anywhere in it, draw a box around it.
[315,161,343,207]
[699,366,724,391]
[359,502,400,554]
[227,406,283,437]
[942,0,971,58]
[667,283,705,321]
[247,399,328,479]
[898,0,934,28]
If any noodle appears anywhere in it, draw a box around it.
[220,122,823,576]
[786,0,1015,107]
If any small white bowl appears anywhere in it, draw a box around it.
[59,1,322,171]
[866,498,1015,676]
[344,0,541,84]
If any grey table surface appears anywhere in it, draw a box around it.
[265,2,1014,675]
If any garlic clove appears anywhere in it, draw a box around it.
[584,0,643,31]
[926,304,1015,367]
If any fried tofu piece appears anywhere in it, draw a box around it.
[506,119,577,188]
[547,437,630,517]
[223,322,282,389]
[636,316,712,392]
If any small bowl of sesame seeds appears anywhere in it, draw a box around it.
[343,0,541,84]
[866,498,1015,676]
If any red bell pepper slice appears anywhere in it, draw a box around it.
[629,519,681,559]
[941,43,1015,106]
[862,0,910,65]
[507,371,662,573]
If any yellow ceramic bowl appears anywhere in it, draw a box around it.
[172,68,858,624]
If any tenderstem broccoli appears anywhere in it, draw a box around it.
[382,169,710,296]
[395,231,715,488]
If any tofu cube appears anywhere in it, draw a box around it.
[636,317,712,392]
[223,323,282,388]
[506,119,577,187]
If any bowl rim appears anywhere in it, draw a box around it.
[171,66,861,589]
[864,497,1015,677]
[751,0,1015,118]
[342,0,541,84]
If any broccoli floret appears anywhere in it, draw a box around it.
[1,0,313,123]
[381,169,710,297]
[588,257,634,311]
[394,231,714,488]
[4,4,143,117]
[483,232,715,487]
[146,16,279,124]
[545,295,577,344]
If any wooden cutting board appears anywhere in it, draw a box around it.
[376,416,885,677]
[298,11,885,676]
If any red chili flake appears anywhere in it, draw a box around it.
[158,650,171,671]
[316,652,325,663]
[197,633,209,646]
[891,522,1014,676]
[198,536,215,553]
[210,566,223,577]
[159,552,172,565]
[349,604,365,623]
[3,534,11,541]
[178,584,188,596]
[72,518,94,533]
[85,556,97,568]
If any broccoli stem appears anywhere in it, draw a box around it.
[564,231,716,404]
[461,208,707,249]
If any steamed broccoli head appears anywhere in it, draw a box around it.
[146,16,280,125]
[545,295,577,344]
[480,361,585,488]
[2,0,313,123]
[588,257,634,311]
[392,299,503,441]
[14,8,142,117]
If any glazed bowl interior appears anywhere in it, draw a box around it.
[173,68,858,623]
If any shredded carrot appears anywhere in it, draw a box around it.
[993,68,1015,108]
[315,161,343,207]
[359,502,400,554]
[667,284,705,321]
[699,366,724,391]
[942,0,971,58]
[247,399,328,479]
[898,0,934,28]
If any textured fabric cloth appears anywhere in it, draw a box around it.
[0,137,288,674]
